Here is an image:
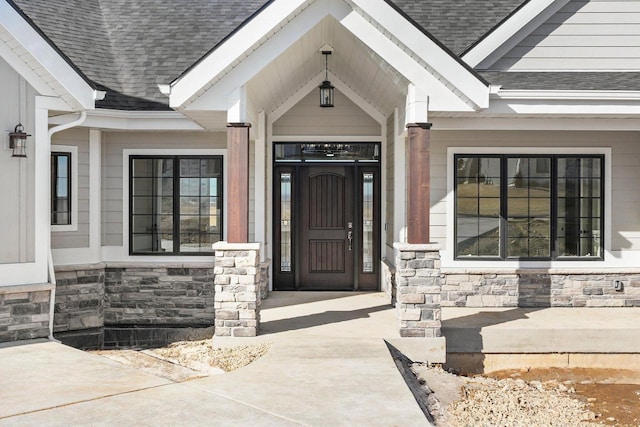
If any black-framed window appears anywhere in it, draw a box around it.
[129,155,223,255]
[455,154,604,260]
[51,152,71,225]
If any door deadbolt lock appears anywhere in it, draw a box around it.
[348,221,353,229]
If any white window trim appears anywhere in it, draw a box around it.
[444,146,612,269]
[122,149,227,262]
[51,144,78,232]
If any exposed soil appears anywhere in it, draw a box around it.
[488,368,640,427]
[412,365,640,427]
[91,340,271,382]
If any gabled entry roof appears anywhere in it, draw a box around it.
[10,0,528,111]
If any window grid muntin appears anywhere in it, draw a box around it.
[129,155,223,255]
[454,154,604,261]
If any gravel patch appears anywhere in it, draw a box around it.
[146,340,271,373]
[412,365,597,427]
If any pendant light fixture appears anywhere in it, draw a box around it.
[319,50,334,108]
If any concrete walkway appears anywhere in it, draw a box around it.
[0,292,431,427]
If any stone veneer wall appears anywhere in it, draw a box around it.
[394,243,442,338]
[0,284,52,342]
[442,271,640,307]
[54,264,105,333]
[104,264,216,325]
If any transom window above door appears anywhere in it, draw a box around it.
[454,154,604,261]
[274,143,380,162]
[129,156,223,255]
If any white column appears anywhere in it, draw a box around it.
[89,129,102,261]
[393,107,407,243]
[34,96,51,283]
[254,110,267,261]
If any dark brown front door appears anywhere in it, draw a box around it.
[298,166,354,290]
[273,161,380,291]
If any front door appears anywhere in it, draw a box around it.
[298,166,354,290]
[273,144,380,291]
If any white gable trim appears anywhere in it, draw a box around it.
[462,0,570,69]
[170,0,489,112]
[1,0,96,110]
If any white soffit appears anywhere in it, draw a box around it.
[0,0,96,110]
[169,0,489,113]
[462,0,571,69]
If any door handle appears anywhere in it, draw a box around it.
[347,231,353,251]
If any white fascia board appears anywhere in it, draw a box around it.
[463,0,570,69]
[183,0,351,112]
[484,98,640,116]
[349,0,489,109]
[1,1,95,110]
[431,117,640,131]
[170,0,311,108]
[48,109,204,131]
[497,90,640,101]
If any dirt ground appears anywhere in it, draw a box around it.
[413,364,640,427]
[488,368,640,427]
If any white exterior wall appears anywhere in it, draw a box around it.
[431,130,640,263]
[51,128,90,249]
[273,90,381,136]
[384,112,395,261]
[0,57,36,264]
[492,0,640,71]
[101,131,228,249]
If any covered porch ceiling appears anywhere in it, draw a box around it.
[183,15,410,131]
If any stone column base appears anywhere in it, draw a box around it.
[213,242,261,337]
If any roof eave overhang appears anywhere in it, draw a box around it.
[1,0,96,111]
[462,0,571,70]
[169,0,490,113]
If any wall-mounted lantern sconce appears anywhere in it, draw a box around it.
[319,50,334,108]
[9,123,29,158]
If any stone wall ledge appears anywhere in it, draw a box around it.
[55,262,214,270]
[441,267,640,275]
[393,242,440,252]
[212,242,261,251]
[0,283,54,294]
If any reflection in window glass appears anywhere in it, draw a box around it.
[455,157,501,257]
[506,157,550,258]
[454,154,603,260]
[362,173,374,273]
[280,173,292,272]
[51,152,71,225]
[130,156,222,255]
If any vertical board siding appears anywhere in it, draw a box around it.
[492,0,640,71]
[0,57,37,263]
[101,132,227,247]
[51,128,90,249]
[430,130,640,253]
[273,90,381,136]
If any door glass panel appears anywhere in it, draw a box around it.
[362,173,374,273]
[280,173,292,272]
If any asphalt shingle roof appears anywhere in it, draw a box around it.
[14,0,633,111]
[389,0,527,55]
[480,71,640,91]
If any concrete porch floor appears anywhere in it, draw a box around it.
[442,306,640,373]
